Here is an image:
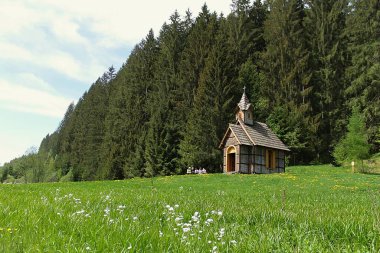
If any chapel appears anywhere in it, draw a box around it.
[219,90,290,173]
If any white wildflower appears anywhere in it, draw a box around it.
[104,207,110,216]
[127,244,132,250]
[133,216,138,221]
[159,231,163,237]
[217,211,223,216]
[174,204,179,208]
[85,246,91,250]
[205,218,214,225]
[219,228,225,237]
[192,215,199,222]
[183,227,191,233]
[230,240,237,245]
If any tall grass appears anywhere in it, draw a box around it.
[0,165,379,252]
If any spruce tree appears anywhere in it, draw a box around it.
[179,18,234,171]
[333,106,371,165]
[144,11,186,176]
[345,0,380,150]
[306,0,349,161]
[261,0,316,162]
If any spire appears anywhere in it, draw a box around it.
[236,87,253,125]
[238,86,251,111]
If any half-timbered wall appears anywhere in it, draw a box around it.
[222,142,286,174]
[253,146,265,173]
[239,145,251,173]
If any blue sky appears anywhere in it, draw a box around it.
[0,0,231,165]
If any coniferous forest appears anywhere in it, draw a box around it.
[1,0,379,183]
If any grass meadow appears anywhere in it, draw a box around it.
[0,165,379,252]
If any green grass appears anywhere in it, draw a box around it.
[0,165,379,252]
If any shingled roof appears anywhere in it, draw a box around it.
[229,124,252,145]
[237,91,252,111]
[220,119,290,151]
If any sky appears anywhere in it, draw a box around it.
[0,0,231,166]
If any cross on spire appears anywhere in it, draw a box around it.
[243,86,246,93]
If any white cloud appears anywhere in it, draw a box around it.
[0,0,231,82]
[0,78,72,118]
[0,42,33,62]
[0,0,231,165]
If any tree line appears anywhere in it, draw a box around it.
[1,0,379,183]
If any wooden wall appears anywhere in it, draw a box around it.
[222,133,286,174]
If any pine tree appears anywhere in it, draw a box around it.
[333,106,371,165]
[101,29,159,179]
[306,0,350,161]
[237,59,268,121]
[345,0,380,151]
[179,18,234,171]
[178,5,218,119]
[144,11,187,176]
[261,0,316,162]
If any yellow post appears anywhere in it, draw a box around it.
[351,161,355,173]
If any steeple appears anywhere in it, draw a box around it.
[235,86,253,125]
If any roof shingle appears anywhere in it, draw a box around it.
[240,120,290,151]
[220,120,290,151]
[229,124,251,146]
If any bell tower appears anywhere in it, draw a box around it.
[235,86,253,125]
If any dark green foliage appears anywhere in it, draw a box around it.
[306,0,350,161]
[4,0,378,182]
[345,0,380,151]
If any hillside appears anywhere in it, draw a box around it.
[0,165,379,252]
[1,0,379,182]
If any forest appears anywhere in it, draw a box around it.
[1,0,379,183]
